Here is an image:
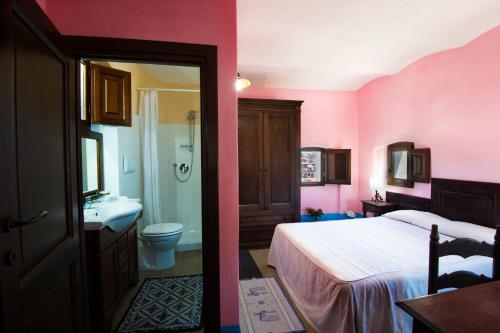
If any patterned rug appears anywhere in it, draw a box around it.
[117,275,203,333]
[239,277,306,333]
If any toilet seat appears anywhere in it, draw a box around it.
[141,223,183,238]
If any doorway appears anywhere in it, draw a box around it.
[73,41,220,332]
[79,59,207,332]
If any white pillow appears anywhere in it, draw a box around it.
[383,210,450,231]
[384,210,496,243]
[438,221,496,243]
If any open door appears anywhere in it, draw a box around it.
[0,1,85,332]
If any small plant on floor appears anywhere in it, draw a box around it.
[305,207,324,221]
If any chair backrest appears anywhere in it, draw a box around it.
[427,224,500,294]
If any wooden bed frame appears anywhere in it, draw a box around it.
[386,178,500,229]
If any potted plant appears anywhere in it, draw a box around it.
[305,207,324,221]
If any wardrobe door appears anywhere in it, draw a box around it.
[238,110,265,212]
[264,111,298,211]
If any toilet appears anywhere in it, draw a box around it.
[139,223,183,270]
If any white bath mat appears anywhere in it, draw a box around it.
[239,277,306,333]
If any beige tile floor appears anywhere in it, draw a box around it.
[249,249,317,333]
[112,250,204,333]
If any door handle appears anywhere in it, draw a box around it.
[5,210,48,232]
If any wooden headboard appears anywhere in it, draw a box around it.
[431,178,500,229]
[386,191,430,211]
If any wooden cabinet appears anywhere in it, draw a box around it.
[85,222,139,333]
[238,98,302,248]
[90,63,131,127]
[361,200,398,217]
[326,149,351,184]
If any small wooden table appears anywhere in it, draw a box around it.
[361,200,397,217]
[396,281,500,333]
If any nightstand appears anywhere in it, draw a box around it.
[361,200,398,217]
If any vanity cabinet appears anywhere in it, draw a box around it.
[85,222,139,333]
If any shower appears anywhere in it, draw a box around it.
[173,110,196,182]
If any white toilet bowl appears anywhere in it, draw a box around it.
[139,223,183,270]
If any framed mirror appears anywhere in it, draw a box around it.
[81,129,103,196]
[300,147,325,186]
[387,142,414,188]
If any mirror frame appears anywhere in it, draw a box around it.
[81,129,103,197]
[387,141,415,188]
[300,147,326,186]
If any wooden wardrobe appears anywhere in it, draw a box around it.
[238,98,302,248]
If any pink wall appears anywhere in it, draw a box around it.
[39,0,239,326]
[239,87,359,214]
[357,25,500,202]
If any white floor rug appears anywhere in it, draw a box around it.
[239,277,306,333]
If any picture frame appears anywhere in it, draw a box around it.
[300,147,325,186]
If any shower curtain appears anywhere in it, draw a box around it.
[139,90,162,229]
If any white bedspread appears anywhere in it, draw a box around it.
[268,216,493,333]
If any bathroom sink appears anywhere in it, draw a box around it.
[84,199,142,232]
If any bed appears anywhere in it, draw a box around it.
[268,178,500,333]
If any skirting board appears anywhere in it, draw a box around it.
[221,325,240,333]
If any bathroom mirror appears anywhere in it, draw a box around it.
[81,129,103,196]
[387,142,414,188]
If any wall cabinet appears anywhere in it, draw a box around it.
[90,63,132,127]
[238,98,302,248]
[85,222,139,333]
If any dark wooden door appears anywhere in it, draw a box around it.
[264,111,298,211]
[238,109,265,212]
[0,2,84,332]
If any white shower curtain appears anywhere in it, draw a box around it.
[139,90,162,229]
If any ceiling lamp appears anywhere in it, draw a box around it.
[235,73,251,91]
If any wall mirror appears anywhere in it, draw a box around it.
[300,147,325,186]
[81,129,103,196]
[387,142,414,188]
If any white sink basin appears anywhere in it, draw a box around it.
[84,200,142,232]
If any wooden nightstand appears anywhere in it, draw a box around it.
[361,200,398,217]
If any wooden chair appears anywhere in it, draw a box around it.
[428,224,500,294]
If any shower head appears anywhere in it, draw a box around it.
[187,110,197,120]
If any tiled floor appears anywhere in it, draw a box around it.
[247,249,317,333]
[112,250,204,333]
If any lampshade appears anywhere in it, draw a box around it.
[369,177,384,190]
[235,73,251,91]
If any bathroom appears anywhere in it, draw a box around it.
[80,60,203,332]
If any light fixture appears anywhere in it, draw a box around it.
[235,73,251,91]
[369,177,385,202]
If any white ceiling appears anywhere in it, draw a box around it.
[237,0,500,91]
[141,64,199,85]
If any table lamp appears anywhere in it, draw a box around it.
[369,177,384,202]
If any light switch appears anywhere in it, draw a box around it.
[123,155,136,174]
